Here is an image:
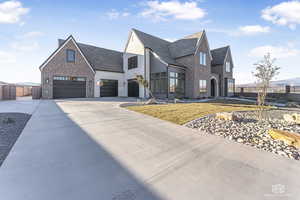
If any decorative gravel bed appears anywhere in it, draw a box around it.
[0,113,31,166]
[185,109,300,161]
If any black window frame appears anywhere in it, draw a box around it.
[169,72,185,95]
[66,49,76,63]
[128,56,138,70]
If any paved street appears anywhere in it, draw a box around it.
[0,98,299,200]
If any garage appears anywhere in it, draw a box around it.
[128,79,139,97]
[100,80,118,97]
[53,76,86,99]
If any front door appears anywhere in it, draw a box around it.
[128,79,139,97]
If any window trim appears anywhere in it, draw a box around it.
[66,49,75,63]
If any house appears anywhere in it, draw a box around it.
[39,28,234,99]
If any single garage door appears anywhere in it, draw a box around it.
[100,80,118,97]
[53,76,86,99]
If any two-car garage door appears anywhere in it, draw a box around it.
[53,76,86,99]
[53,76,119,99]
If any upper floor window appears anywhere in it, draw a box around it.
[199,80,207,93]
[226,62,231,72]
[200,52,206,66]
[66,49,75,63]
[128,56,138,70]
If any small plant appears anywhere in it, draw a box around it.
[136,75,155,99]
[253,53,280,122]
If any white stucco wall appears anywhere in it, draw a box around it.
[94,71,125,97]
[123,53,146,98]
[125,31,145,55]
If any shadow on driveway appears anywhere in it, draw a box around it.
[0,100,165,200]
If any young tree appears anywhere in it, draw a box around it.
[136,75,155,99]
[253,53,280,121]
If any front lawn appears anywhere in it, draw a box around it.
[127,99,261,125]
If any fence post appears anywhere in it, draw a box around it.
[285,85,291,94]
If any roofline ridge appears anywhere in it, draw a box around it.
[132,28,171,44]
[211,45,230,51]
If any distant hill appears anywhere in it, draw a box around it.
[0,81,8,85]
[15,82,40,87]
[271,77,300,86]
[237,77,300,87]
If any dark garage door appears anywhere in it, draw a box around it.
[128,79,139,97]
[53,80,86,99]
[100,80,118,97]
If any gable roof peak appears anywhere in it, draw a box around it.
[182,30,204,40]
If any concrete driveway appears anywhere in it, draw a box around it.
[0,98,299,200]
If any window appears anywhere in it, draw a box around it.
[226,62,231,72]
[128,56,138,70]
[199,80,207,93]
[54,76,70,81]
[66,49,75,62]
[53,76,86,81]
[200,52,206,65]
[228,79,234,93]
[169,72,185,95]
[150,72,167,94]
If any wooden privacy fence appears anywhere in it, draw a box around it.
[32,86,41,99]
[16,86,32,97]
[0,84,16,100]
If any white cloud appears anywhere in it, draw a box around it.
[22,31,44,38]
[0,51,16,63]
[262,1,300,29]
[238,25,270,35]
[249,45,300,58]
[0,0,29,24]
[140,0,206,21]
[106,9,130,20]
[11,41,39,52]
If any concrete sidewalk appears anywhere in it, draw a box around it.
[0,98,40,114]
[0,98,299,200]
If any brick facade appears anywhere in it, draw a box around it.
[41,39,95,99]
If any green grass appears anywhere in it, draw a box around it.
[127,99,262,125]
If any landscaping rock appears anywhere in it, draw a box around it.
[215,112,238,121]
[145,98,158,105]
[283,113,300,124]
[0,113,31,166]
[185,110,300,161]
[268,129,300,148]
[286,102,300,108]
[174,98,184,104]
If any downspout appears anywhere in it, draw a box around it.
[167,65,169,101]
[144,48,146,98]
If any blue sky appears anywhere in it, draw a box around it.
[0,0,300,84]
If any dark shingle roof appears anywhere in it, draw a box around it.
[211,46,229,66]
[168,32,203,58]
[132,29,182,66]
[132,29,206,65]
[59,39,123,73]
